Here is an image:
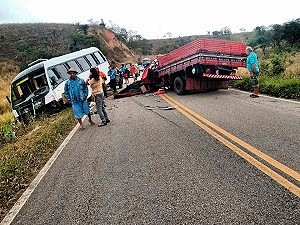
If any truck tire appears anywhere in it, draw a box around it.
[174,77,185,95]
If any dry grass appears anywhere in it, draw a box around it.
[0,60,18,126]
[0,112,13,127]
[0,108,76,220]
[236,67,249,77]
[285,52,300,78]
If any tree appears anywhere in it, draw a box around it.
[221,27,232,35]
[78,24,89,35]
[212,30,220,36]
[99,19,106,27]
[163,32,172,38]
[270,24,284,47]
[282,19,300,46]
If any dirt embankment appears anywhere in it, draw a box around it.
[89,26,140,65]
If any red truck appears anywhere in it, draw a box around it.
[142,38,246,94]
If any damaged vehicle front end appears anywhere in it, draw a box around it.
[10,63,62,124]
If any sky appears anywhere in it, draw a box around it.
[0,0,299,39]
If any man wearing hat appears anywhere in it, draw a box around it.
[64,67,95,130]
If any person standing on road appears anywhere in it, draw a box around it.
[108,66,117,93]
[86,67,110,127]
[93,66,108,98]
[130,64,137,82]
[246,46,260,98]
[122,64,129,84]
[64,67,95,130]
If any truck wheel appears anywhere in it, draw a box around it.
[174,77,185,95]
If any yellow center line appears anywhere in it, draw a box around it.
[160,94,300,197]
[162,94,300,183]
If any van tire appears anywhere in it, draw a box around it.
[174,77,185,95]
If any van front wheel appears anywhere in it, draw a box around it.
[174,77,185,95]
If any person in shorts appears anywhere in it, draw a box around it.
[246,46,260,98]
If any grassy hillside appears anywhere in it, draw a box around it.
[0,23,138,68]
[0,23,76,59]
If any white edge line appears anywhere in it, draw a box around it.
[229,88,300,104]
[0,115,86,225]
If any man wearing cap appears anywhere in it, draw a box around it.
[64,67,95,130]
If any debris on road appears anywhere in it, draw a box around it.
[113,81,165,99]
[145,105,176,110]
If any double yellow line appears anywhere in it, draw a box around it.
[161,94,300,197]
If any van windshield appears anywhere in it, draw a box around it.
[11,67,48,108]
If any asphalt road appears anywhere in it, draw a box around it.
[9,89,300,224]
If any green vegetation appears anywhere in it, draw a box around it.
[0,109,76,218]
[232,52,300,99]
[0,119,15,144]
[248,19,300,50]
[0,23,134,72]
[69,31,109,57]
[231,76,300,99]
[231,18,300,99]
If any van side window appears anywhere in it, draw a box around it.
[49,68,61,79]
[86,54,97,66]
[91,53,100,65]
[76,57,90,71]
[66,60,82,73]
[94,52,105,64]
[55,64,69,80]
[47,69,60,86]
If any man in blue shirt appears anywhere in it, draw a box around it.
[64,67,95,130]
[246,46,260,97]
[108,66,117,93]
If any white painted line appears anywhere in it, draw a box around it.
[229,88,300,104]
[0,116,85,225]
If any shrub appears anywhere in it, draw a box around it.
[269,53,286,77]
[0,119,15,144]
[231,75,300,99]
[259,60,270,76]
[260,76,300,98]
[230,77,252,91]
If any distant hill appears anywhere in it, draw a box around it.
[0,23,138,72]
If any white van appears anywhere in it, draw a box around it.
[10,47,109,122]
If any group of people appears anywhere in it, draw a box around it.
[64,66,110,130]
[120,63,139,84]
[63,62,141,130]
